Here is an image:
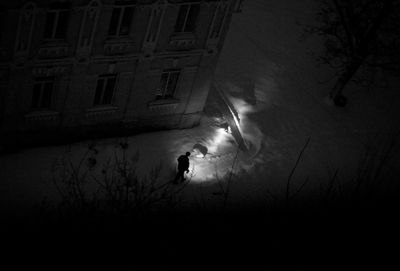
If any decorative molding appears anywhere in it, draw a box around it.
[148,99,179,115]
[25,111,60,122]
[162,58,180,69]
[104,38,135,55]
[85,106,119,118]
[169,33,196,49]
[32,65,70,77]
[156,49,204,58]
[38,42,70,59]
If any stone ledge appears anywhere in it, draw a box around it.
[25,110,60,122]
[104,38,135,55]
[148,99,180,115]
[169,33,196,49]
[85,106,119,118]
[39,41,70,59]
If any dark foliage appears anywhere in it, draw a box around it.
[306,0,400,104]
[2,133,400,270]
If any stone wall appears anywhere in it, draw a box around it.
[0,0,240,149]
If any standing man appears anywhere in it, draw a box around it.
[174,152,190,183]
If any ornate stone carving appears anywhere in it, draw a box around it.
[148,99,179,115]
[104,38,135,55]
[169,33,196,50]
[85,106,119,118]
[38,42,70,59]
[32,66,70,77]
[25,111,60,122]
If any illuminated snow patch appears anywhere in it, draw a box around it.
[185,128,237,183]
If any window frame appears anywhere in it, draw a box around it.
[31,76,55,110]
[174,4,200,33]
[43,8,70,40]
[156,69,181,100]
[108,2,135,37]
[93,74,118,106]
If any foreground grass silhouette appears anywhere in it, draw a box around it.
[2,135,399,270]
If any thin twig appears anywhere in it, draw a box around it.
[286,137,311,204]
[223,142,241,208]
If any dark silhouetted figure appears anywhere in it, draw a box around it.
[174,152,190,183]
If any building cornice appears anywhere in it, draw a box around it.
[3,48,209,68]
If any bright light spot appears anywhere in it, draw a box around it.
[208,128,229,154]
[173,80,267,184]
[186,127,235,183]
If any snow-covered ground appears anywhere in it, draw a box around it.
[0,115,262,214]
[214,0,400,195]
[1,0,400,213]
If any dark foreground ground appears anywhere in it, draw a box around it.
[2,193,399,271]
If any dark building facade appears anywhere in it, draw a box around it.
[0,0,241,148]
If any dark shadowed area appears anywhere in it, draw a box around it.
[1,0,400,269]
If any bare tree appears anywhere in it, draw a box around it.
[307,0,400,106]
[51,141,188,218]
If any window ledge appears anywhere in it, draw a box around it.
[169,33,196,48]
[39,41,70,58]
[41,40,69,46]
[148,99,179,115]
[170,32,196,40]
[86,106,119,117]
[104,37,133,44]
[104,38,135,55]
[25,110,60,121]
[148,99,180,108]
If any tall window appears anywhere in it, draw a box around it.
[174,4,200,33]
[32,76,54,109]
[156,70,180,99]
[210,4,227,39]
[108,1,135,37]
[93,74,117,106]
[44,3,70,39]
